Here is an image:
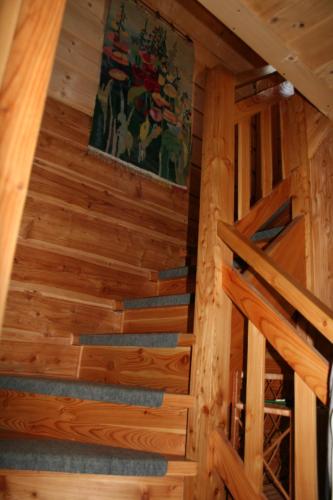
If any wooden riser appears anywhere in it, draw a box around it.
[0,341,191,394]
[0,391,190,456]
[79,346,191,394]
[157,276,196,296]
[123,305,193,333]
[0,470,185,499]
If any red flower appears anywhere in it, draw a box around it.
[132,65,145,86]
[103,46,114,58]
[144,77,160,93]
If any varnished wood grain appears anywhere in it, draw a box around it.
[0,470,185,499]
[0,391,187,456]
[79,346,190,394]
[222,265,329,404]
[0,0,66,330]
[123,306,192,334]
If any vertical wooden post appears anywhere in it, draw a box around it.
[0,0,22,85]
[185,67,235,500]
[0,0,66,330]
[260,107,273,196]
[238,117,251,218]
[244,323,266,493]
[281,95,318,499]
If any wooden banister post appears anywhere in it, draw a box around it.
[0,0,66,330]
[244,323,266,493]
[185,67,235,499]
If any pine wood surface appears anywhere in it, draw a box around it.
[0,470,185,499]
[0,0,66,331]
[235,177,291,237]
[123,306,192,334]
[211,429,265,500]
[186,68,235,500]
[219,221,333,343]
[0,391,188,456]
[79,346,190,394]
[222,265,329,405]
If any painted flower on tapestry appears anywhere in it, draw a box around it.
[89,0,194,187]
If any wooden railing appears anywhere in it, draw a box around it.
[188,65,330,499]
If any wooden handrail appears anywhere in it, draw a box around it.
[219,221,333,344]
[222,264,329,404]
[235,177,291,237]
[234,82,294,123]
[211,428,265,499]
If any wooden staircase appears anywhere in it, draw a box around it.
[0,271,197,499]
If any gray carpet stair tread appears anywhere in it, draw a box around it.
[80,333,179,347]
[0,437,167,476]
[159,266,190,279]
[251,225,285,242]
[0,375,163,408]
[124,293,192,309]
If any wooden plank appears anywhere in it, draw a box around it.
[260,107,273,196]
[158,276,196,296]
[0,0,22,85]
[238,117,252,218]
[235,177,291,236]
[0,391,188,456]
[222,265,329,405]
[0,0,66,331]
[123,306,192,334]
[236,65,276,88]
[4,289,122,341]
[244,324,265,493]
[79,346,190,394]
[234,83,294,123]
[294,373,318,500]
[186,67,235,500]
[0,470,185,499]
[211,429,264,500]
[197,0,333,121]
[0,341,80,379]
[219,221,333,343]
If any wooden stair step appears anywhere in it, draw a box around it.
[78,345,191,394]
[124,293,193,310]
[123,305,193,333]
[76,332,195,347]
[0,375,193,455]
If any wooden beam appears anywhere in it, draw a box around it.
[0,0,66,330]
[186,67,235,500]
[196,0,333,121]
[0,0,22,85]
[236,65,276,88]
[234,83,294,123]
[222,265,329,405]
[211,429,264,500]
[219,222,333,344]
[244,324,265,493]
[235,177,291,237]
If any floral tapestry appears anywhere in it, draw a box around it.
[89,0,194,187]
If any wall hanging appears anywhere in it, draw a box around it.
[89,0,194,187]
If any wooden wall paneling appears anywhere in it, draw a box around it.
[244,323,265,493]
[0,341,80,378]
[186,68,235,500]
[3,290,122,344]
[0,0,66,331]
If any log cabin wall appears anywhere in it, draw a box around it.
[2,0,259,345]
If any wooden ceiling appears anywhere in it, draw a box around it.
[197,0,333,120]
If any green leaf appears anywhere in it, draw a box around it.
[127,86,146,104]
